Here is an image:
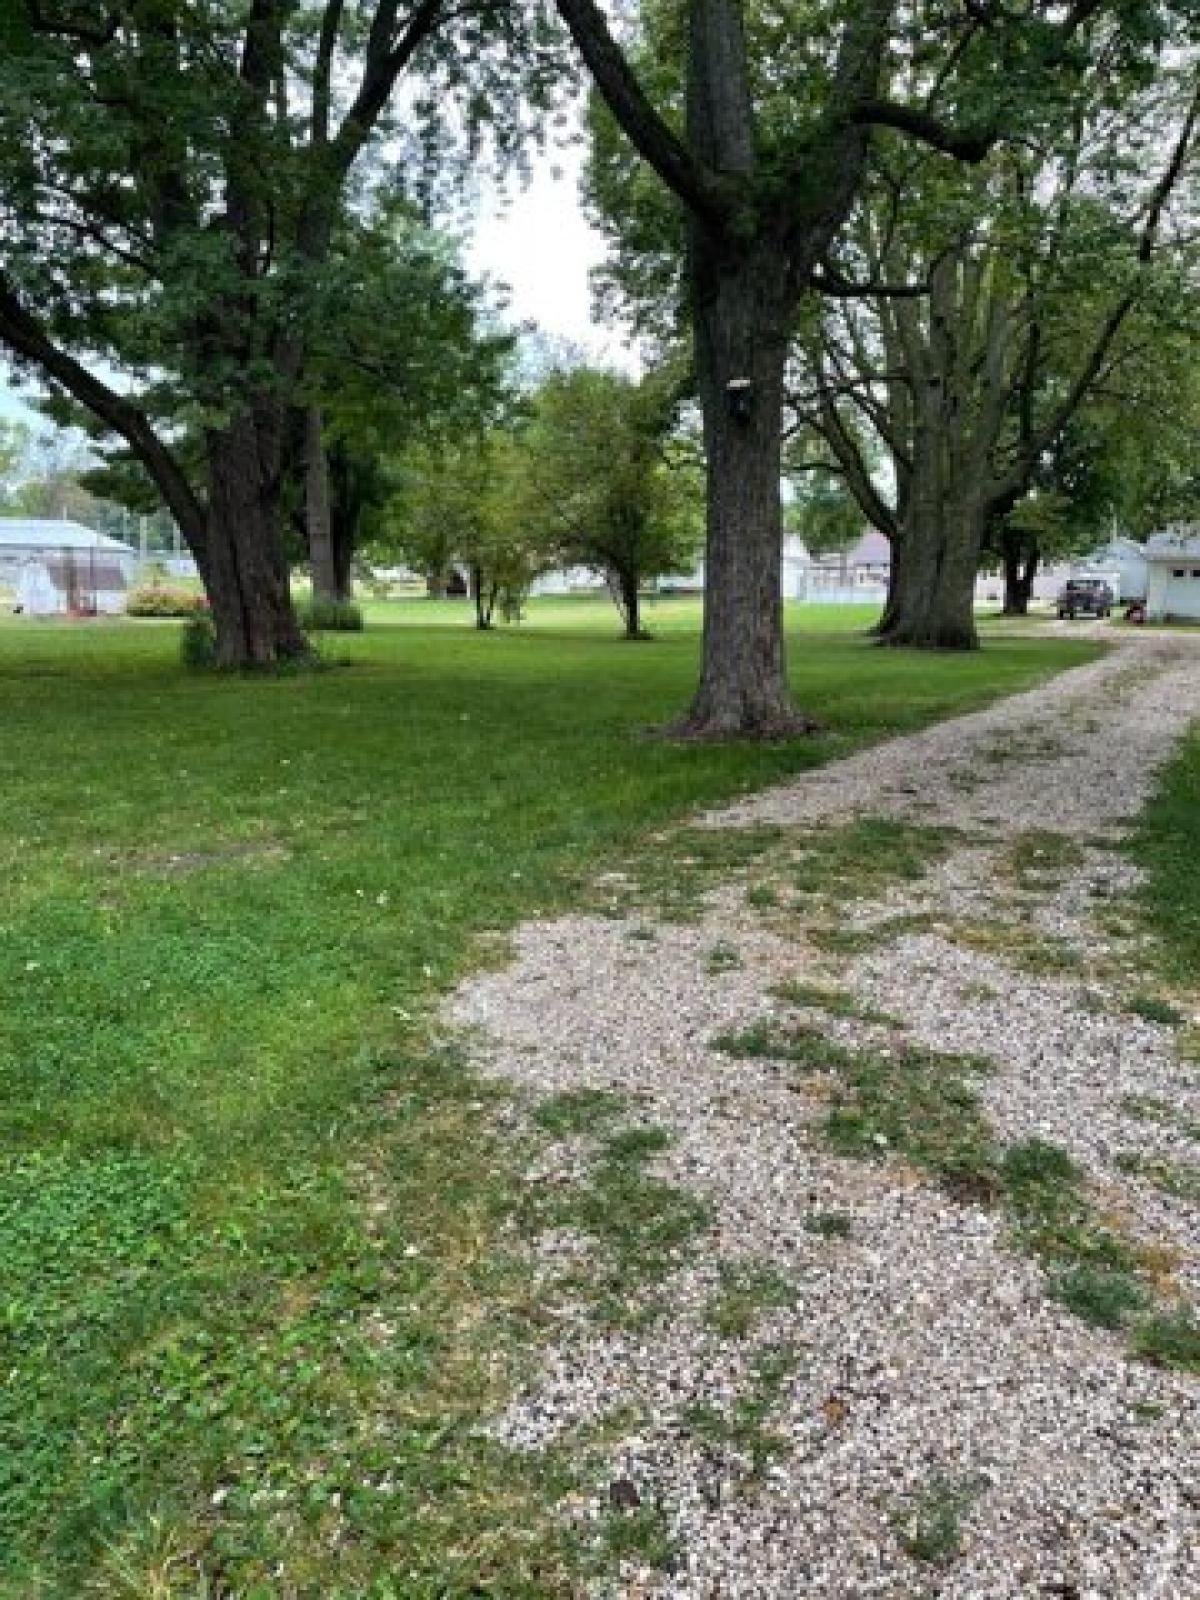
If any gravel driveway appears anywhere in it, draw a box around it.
[450,636,1200,1599]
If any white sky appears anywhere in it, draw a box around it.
[467,145,635,368]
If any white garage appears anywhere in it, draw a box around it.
[1145,528,1200,623]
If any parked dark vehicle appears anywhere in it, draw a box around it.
[1056,578,1114,619]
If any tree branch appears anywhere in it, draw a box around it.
[850,100,992,163]
[553,0,736,224]
[0,274,206,554]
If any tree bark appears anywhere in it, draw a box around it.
[471,563,496,629]
[877,496,986,649]
[677,235,814,735]
[204,412,312,667]
[623,567,643,638]
[305,406,340,605]
[1002,537,1039,615]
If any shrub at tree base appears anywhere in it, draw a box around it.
[127,586,208,619]
[180,612,217,670]
[299,598,364,632]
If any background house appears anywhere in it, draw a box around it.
[1145,527,1200,621]
[0,519,138,615]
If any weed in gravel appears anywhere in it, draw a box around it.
[808,912,941,955]
[1115,1151,1200,1204]
[803,1210,853,1239]
[706,940,743,974]
[1049,1264,1151,1329]
[712,1020,837,1071]
[706,1262,795,1339]
[747,883,781,910]
[1127,993,1186,1026]
[790,819,962,901]
[1132,1308,1200,1373]
[1005,830,1086,888]
[895,1474,982,1565]
[534,1089,630,1138]
[770,979,893,1023]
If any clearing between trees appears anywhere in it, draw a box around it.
[452,633,1200,1596]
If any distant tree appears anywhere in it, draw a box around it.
[520,367,702,638]
[785,467,863,559]
[802,67,1200,647]
[0,419,29,499]
[384,437,546,628]
[306,214,517,605]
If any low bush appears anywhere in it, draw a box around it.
[127,585,207,618]
[179,611,217,669]
[300,597,364,632]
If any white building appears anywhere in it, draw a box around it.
[0,519,138,615]
[1081,537,1148,602]
[1145,527,1200,622]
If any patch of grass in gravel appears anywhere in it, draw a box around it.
[808,911,941,955]
[605,825,784,922]
[733,1020,1200,1366]
[1049,1264,1151,1328]
[1005,829,1086,889]
[770,978,893,1023]
[790,818,963,902]
[821,1041,998,1202]
[534,1120,711,1306]
[706,1261,796,1339]
[533,1088,631,1137]
[803,1210,854,1239]
[601,1498,675,1570]
[705,939,743,973]
[1132,1307,1200,1372]
[1131,727,1200,985]
[950,918,1088,977]
[683,1342,798,1473]
[1126,992,1186,1026]
[1119,1093,1200,1141]
[712,1018,840,1070]
[1001,1139,1139,1275]
[1115,1150,1200,1203]
[894,1474,984,1566]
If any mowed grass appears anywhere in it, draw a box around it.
[1133,726,1200,983]
[0,600,1100,1593]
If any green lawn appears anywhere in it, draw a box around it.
[0,603,1101,1595]
[1134,729,1200,983]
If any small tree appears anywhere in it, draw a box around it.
[521,367,702,637]
[383,436,545,627]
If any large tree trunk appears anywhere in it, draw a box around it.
[877,497,986,650]
[305,406,340,605]
[204,412,311,667]
[678,235,813,735]
[869,536,901,636]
